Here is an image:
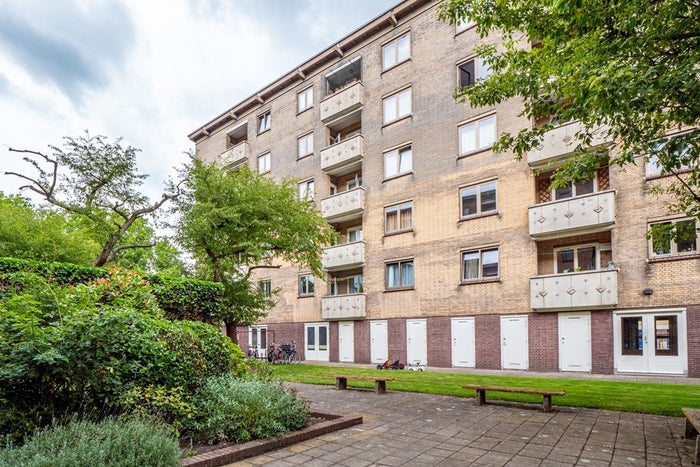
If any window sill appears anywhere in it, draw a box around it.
[383,171,413,183]
[296,107,313,116]
[297,294,315,299]
[257,129,271,136]
[297,153,313,161]
[457,146,494,160]
[645,167,692,181]
[648,253,700,263]
[382,115,412,129]
[381,58,411,74]
[460,277,501,286]
[383,286,415,293]
[384,228,414,238]
[459,211,499,222]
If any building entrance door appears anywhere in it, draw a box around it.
[451,317,475,367]
[338,322,354,363]
[406,319,427,365]
[370,320,388,364]
[304,323,329,361]
[558,312,591,372]
[500,315,528,370]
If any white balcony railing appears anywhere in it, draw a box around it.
[322,293,366,320]
[530,269,618,311]
[528,190,615,239]
[322,241,365,271]
[526,121,611,167]
[320,134,364,175]
[320,187,364,223]
[219,141,249,167]
[320,82,363,123]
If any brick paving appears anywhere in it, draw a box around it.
[232,382,697,466]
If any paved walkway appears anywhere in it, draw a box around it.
[233,381,697,466]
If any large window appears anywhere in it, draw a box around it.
[459,115,496,155]
[297,87,313,113]
[383,88,411,124]
[462,247,499,281]
[555,245,598,273]
[257,152,271,174]
[298,274,315,296]
[298,179,314,201]
[384,145,412,179]
[458,58,491,87]
[257,110,271,133]
[386,259,414,289]
[382,32,410,70]
[460,181,497,217]
[650,219,697,257]
[297,133,313,158]
[553,178,595,200]
[258,279,272,298]
[384,201,413,234]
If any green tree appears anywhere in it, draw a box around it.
[5,132,181,267]
[175,159,335,340]
[438,0,700,233]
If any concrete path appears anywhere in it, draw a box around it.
[233,382,697,466]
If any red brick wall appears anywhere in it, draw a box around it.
[355,320,370,363]
[329,321,339,362]
[388,318,407,364]
[591,311,614,374]
[476,314,501,369]
[687,305,700,377]
[427,316,452,367]
[528,312,559,372]
[266,322,304,357]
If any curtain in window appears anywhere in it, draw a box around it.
[479,116,496,148]
[399,147,412,173]
[384,97,397,122]
[385,209,398,232]
[397,34,410,62]
[460,124,476,153]
[398,89,411,117]
[577,246,597,271]
[400,261,414,286]
[557,249,575,272]
[399,205,412,229]
[386,263,399,287]
[462,252,479,279]
[384,150,397,177]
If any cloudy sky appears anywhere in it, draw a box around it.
[0,0,397,202]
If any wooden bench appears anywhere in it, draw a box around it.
[334,375,395,394]
[683,408,700,464]
[463,384,566,413]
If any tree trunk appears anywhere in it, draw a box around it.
[225,322,239,344]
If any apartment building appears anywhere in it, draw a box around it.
[189,0,699,377]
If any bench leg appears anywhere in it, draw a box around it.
[687,418,699,439]
[542,395,553,413]
[695,435,699,465]
[375,380,387,394]
[336,377,347,390]
[475,389,486,406]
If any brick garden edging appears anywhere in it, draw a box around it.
[181,412,363,467]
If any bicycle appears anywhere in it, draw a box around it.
[279,342,302,364]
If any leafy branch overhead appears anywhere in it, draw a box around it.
[6,131,182,267]
[438,0,700,219]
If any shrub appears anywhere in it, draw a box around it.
[0,417,180,467]
[184,374,310,444]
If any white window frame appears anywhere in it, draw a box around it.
[257,152,271,174]
[347,175,362,190]
[649,218,698,257]
[347,226,363,243]
[552,176,597,200]
[257,110,271,133]
[298,179,314,201]
[297,132,314,158]
[460,180,497,218]
[384,201,413,234]
[258,279,272,298]
[297,86,313,113]
[385,259,414,290]
[382,32,410,70]
[458,57,491,87]
[384,145,413,179]
[461,247,499,281]
[553,243,600,273]
[459,115,496,156]
[383,87,412,125]
[298,274,315,296]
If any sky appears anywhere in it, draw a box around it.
[0,0,398,202]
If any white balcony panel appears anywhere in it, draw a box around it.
[322,294,366,320]
[320,82,363,123]
[322,241,365,271]
[530,269,618,311]
[320,134,364,175]
[529,190,615,239]
[527,121,611,167]
[321,188,364,223]
[219,142,249,166]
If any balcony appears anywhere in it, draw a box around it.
[529,190,615,239]
[322,241,365,271]
[321,187,364,223]
[320,82,363,124]
[322,293,366,320]
[321,134,364,175]
[526,121,611,167]
[219,141,249,167]
[531,269,618,311]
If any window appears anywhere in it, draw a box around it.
[348,226,363,242]
[298,179,314,201]
[456,17,476,33]
[384,145,412,179]
[460,181,497,217]
[386,259,414,289]
[555,245,598,273]
[621,316,643,356]
[258,279,272,298]
[347,175,362,190]
[298,133,313,158]
[384,201,413,234]
[383,88,411,124]
[324,56,362,96]
[257,110,271,133]
[462,247,499,281]
[257,152,270,173]
[553,178,595,200]
[645,135,692,177]
[459,115,496,155]
[458,58,491,87]
[330,274,363,295]
[297,87,313,113]
[298,274,315,296]
[650,219,697,257]
[382,32,410,70]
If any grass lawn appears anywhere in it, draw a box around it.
[271,364,700,417]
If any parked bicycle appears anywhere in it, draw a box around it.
[268,341,301,364]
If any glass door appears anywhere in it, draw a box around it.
[305,323,329,361]
[616,312,685,374]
